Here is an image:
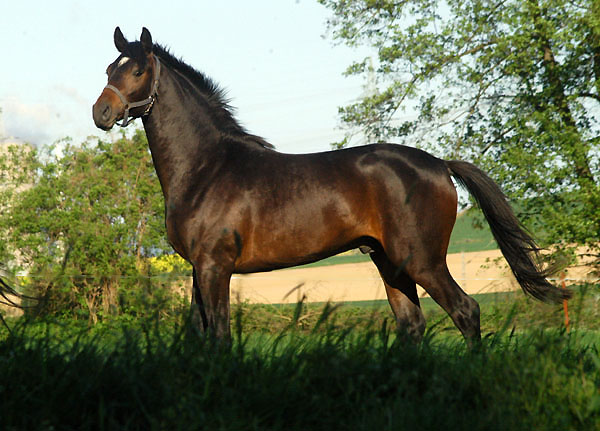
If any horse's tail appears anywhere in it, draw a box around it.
[445,160,570,303]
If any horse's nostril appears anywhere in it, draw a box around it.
[101,105,112,121]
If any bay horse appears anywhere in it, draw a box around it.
[93,27,570,343]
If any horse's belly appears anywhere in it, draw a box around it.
[233,210,370,273]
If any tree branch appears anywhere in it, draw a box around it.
[576,92,600,103]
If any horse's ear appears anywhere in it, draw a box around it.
[114,27,129,53]
[141,27,153,55]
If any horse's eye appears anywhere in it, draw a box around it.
[134,69,144,77]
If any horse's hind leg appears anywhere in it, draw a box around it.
[371,251,426,342]
[380,169,480,343]
[411,264,481,344]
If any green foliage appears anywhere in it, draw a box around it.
[319,0,600,262]
[0,131,186,321]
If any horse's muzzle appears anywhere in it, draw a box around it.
[92,99,116,131]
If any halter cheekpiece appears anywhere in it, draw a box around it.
[104,55,161,127]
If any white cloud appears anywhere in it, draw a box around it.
[0,92,100,147]
[1,99,54,145]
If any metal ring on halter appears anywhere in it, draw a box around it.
[104,56,161,127]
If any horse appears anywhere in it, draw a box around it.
[93,27,570,343]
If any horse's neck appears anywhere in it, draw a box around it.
[142,68,225,203]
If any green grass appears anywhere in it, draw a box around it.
[235,284,600,336]
[2,324,599,430]
[1,285,599,430]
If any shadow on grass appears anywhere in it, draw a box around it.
[0,286,599,430]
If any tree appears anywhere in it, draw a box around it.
[320,0,600,265]
[0,131,183,322]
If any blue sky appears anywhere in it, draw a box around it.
[0,1,368,154]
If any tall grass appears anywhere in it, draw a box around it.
[1,287,599,430]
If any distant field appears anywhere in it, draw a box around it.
[311,289,516,315]
[296,209,495,269]
[447,208,497,253]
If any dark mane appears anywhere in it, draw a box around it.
[152,44,274,150]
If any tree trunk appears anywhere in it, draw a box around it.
[528,0,595,187]
[102,278,118,316]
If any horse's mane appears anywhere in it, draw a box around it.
[152,44,275,150]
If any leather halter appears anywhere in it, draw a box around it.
[104,56,161,127]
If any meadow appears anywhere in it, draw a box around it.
[1,286,599,430]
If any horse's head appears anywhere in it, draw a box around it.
[92,27,160,130]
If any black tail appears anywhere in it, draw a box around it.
[446,160,570,303]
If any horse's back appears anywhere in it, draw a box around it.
[226,142,450,185]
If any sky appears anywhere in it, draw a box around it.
[0,0,369,154]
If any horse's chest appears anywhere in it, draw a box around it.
[165,206,190,258]
[164,202,225,259]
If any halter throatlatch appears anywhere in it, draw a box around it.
[104,56,161,127]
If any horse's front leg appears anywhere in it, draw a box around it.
[191,259,233,340]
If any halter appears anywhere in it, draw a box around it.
[104,56,161,127]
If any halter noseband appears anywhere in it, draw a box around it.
[104,56,161,127]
